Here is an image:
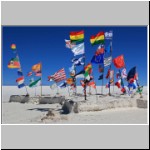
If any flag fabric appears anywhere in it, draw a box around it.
[121,68,127,79]
[70,30,84,43]
[105,31,113,39]
[98,74,103,80]
[58,82,67,88]
[48,76,54,81]
[18,83,25,88]
[90,32,105,45]
[99,64,104,73]
[35,70,42,76]
[66,78,74,85]
[113,55,125,69]
[127,66,136,82]
[106,69,110,79]
[110,79,114,85]
[69,65,75,73]
[10,44,16,50]
[106,82,110,88]
[91,54,104,64]
[29,78,41,87]
[53,68,66,83]
[88,81,96,89]
[17,69,23,76]
[115,79,121,88]
[95,46,105,55]
[72,56,84,66]
[84,63,92,74]
[65,39,76,49]
[75,70,85,79]
[121,87,126,93]
[27,72,32,77]
[71,43,85,56]
[136,86,143,94]
[116,72,121,79]
[70,83,76,90]
[50,83,57,90]
[70,71,75,77]
[109,70,114,79]
[8,57,20,68]
[32,63,41,72]
[16,76,24,84]
[16,76,25,88]
[104,56,112,67]
[80,80,85,88]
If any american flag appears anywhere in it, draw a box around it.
[53,68,66,83]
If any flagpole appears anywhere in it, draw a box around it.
[83,53,87,100]
[15,48,29,95]
[74,65,77,95]
[40,62,42,96]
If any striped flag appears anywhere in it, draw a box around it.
[104,56,112,67]
[53,68,66,83]
[16,76,25,88]
[27,72,32,77]
[35,71,42,76]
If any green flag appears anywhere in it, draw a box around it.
[29,78,41,87]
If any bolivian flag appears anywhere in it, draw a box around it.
[90,32,105,45]
[8,57,20,68]
[70,30,84,43]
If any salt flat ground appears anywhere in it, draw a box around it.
[1,86,148,124]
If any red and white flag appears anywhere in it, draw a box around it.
[121,68,127,79]
[53,68,66,83]
[27,72,32,77]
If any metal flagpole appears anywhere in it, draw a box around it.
[83,53,87,100]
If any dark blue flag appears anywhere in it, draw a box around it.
[17,69,23,76]
[127,66,136,81]
[91,54,104,64]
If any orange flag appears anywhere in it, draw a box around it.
[32,63,41,72]
[113,55,125,69]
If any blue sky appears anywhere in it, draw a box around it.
[2,26,147,86]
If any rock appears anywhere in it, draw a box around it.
[62,100,79,114]
[39,96,65,104]
[136,99,147,108]
[9,95,30,103]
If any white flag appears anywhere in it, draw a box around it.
[105,31,113,39]
[121,68,127,79]
[104,56,112,66]
[71,43,85,56]
[50,83,57,90]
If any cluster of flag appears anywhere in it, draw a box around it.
[8,44,25,89]
[27,63,42,88]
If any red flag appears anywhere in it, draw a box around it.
[113,55,125,69]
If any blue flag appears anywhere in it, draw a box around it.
[18,83,25,88]
[91,54,104,64]
[127,66,136,81]
[17,69,23,76]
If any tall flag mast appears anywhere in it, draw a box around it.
[8,44,29,94]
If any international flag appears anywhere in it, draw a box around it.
[80,80,85,88]
[113,55,125,69]
[66,78,74,85]
[53,68,66,83]
[121,87,126,93]
[58,81,67,88]
[90,32,105,45]
[32,63,41,72]
[105,31,113,39]
[17,69,23,76]
[110,79,114,85]
[65,39,76,49]
[8,57,20,69]
[10,44,16,50]
[88,81,96,89]
[91,54,104,64]
[106,69,110,79]
[27,72,32,77]
[127,66,136,82]
[71,43,85,56]
[121,68,127,79]
[104,56,112,67]
[48,76,54,81]
[16,76,25,88]
[115,79,121,88]
[70,30,84,43]
[72,56,84,66]
[109,70,114,79]
[35,71,42,76]
[136,86,143,94]
[98,74,103,80]
[106,82,110,88]
[116,72,121,79]
[74,70,85,79]
[29,78,41,87]
[95,46,105,55]
[84,63,92,74]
